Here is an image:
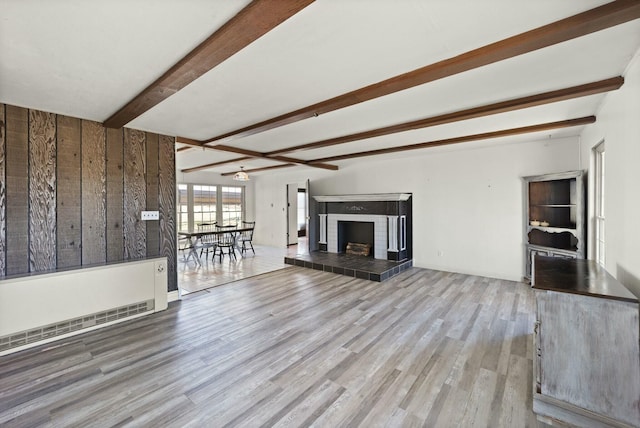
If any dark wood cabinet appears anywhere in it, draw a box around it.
[532,256,640,427]
[523,171,585,279]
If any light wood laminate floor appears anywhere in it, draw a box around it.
[0,266,538,427]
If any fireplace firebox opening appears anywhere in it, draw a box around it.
[338,221,374,257]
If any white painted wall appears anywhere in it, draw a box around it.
[253,137,580,281]
[253,171,321,248]
[580,49,640,297]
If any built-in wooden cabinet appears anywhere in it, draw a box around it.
[523,171,585,279]
[532,256,640,427]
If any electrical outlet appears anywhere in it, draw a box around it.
[437,250,444,257]
[141,210,159,221]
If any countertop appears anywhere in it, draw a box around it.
[532,255,639,303]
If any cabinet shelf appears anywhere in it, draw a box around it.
[528,244,577,254]
[530,204,575,208]
[528,226,577,234]
[528,228,578,251]
[523,171,585,279]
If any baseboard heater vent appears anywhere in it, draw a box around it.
[0,300,154,353]
[0,258,168,356]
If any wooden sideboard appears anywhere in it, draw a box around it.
[532,256,640,427]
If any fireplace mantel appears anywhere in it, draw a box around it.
[314,193,411,202]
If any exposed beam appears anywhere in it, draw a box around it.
[180,153,250,168]
[177,77,621,169]
[178,76,622,157]
[201,1,640,144]
[308,117,596,163]
[213,144,338,170]
[104,0,316,128]
[180,156,254,173]
[176,137,204,148]
[267,76,623,156]
[220,164,296,176]
[175,137,258,170]
[175,139,337,172]
[183,117,595,174]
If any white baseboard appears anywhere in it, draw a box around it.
[167,290,181,302]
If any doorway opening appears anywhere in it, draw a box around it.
[297,188,307,238]
[287,181,310,254]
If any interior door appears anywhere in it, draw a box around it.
[304,179,310,251]
[286,184,298,245]
[307,179,318,252]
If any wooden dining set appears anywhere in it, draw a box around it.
[178,221,255,265]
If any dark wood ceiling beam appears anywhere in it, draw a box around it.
[176,137,205,148]
[202,1,640,144]
[220,164,296,176]
[175,137,259,171]
[181,156,254,173]
[308,116,596,163]
[267,76,623,156]
[185,117,594,174]
[213,144,338,171]
[176,138,338,172]
[175,137,257,170]
[177,77,621,167]
[103,0,315,129]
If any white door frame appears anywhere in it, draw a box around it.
[286,183,298,246]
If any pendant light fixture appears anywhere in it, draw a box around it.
[233,166,250,181]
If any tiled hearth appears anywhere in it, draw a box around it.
[284,252,412,282]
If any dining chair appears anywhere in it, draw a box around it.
[212,224,237,261]
[197,222,217,260]
[178,236,192,260]
[197,222,216,230]
[238,221,255,255]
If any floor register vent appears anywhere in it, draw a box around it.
[0,300,154,352]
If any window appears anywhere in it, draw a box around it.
[593,141,605,266]
[177,184,189,232]
[193,185,217,226]
[221,186,243,226]
[177,184,245,231]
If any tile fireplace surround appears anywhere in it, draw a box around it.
[327,214,387,259]
[285,193,413,282]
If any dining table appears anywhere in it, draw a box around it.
[178,226,254,265]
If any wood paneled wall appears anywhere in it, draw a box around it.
[0,104,5,275]
[57,116,82,268]
[28,110,57,272]
[81,120,107,265]
[5,106,29,276]
[123,129,147,259]
[0,104,177,291]
[158,135,176,290]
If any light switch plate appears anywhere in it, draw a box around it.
[141,210,159,220]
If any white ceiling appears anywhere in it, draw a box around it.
[1,0,639,177]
